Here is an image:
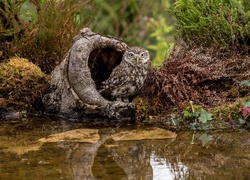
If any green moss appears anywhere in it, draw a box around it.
[211,96,250,122]
[0,57,48,112]
[134,96,164,122]
[184,102,203,114]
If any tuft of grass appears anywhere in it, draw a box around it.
[169,0,250,52]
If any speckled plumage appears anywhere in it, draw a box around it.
[100,46,150,102]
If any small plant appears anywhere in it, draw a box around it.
[198,109,213,124]
[240,80,250,87]
[235,101,250,126]
[165,113,180,128]
[183,101,214,146]
[183,101,213,130]
[241,102,250,120]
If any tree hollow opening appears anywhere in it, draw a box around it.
[88,47,125,89]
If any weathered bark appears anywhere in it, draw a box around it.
[43,28,135,119]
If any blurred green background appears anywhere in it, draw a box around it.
[90,0,175,67]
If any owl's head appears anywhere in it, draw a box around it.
[123,46,150,66]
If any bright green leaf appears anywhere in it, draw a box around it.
[198,109,213,123]
[183,110,193,117]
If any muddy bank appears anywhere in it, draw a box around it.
[136,42,250,129]
[143,42,250,111]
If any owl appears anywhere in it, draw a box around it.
[99,46,150,102]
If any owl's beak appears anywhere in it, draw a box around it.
[136,56,140,63]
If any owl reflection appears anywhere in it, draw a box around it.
[99,46,150,102]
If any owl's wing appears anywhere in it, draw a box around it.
[99,66,131,94]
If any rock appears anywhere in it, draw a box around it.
[0,111,26,120]
[111,127,177,141]
[0,58,48,115]
[38,129,100,143]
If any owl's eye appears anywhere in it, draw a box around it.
[140,53,145,58]
[128,52,134,58]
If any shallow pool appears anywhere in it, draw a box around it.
[0,117,249,179]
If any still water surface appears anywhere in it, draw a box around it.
[0,117,250,180]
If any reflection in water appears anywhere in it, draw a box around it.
[104,140,153,180]
[0,117,250,179]
[150,153,188,180]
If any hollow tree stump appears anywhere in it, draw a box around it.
[43,28,135,119]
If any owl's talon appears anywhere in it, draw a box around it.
[106,101,135,119]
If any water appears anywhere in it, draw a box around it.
[0,117,250,180]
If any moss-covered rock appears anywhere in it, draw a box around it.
[0,57,48,115]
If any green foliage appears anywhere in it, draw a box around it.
[183,110,193,118]
[165,114,181,128]
[0,1,21,37]
[183,103,214,130]
[0,0,93,73]
[241,101,250,121]
[242,102,250,107]
[19,1,37,23]
[90,0,175,66]
[90,0,147,45]
[183,102,202,120]
[181,98,250,130]
[198,109,213,123]
[240,80,250,87]
[170,0,250,49]
[147,15,174,66]
[145,1,175,66]
[1,0,175,68]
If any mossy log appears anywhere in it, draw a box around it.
[43,28,135,119]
